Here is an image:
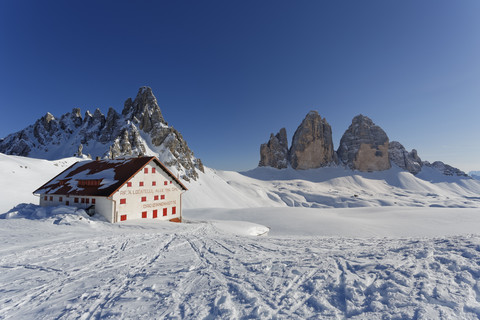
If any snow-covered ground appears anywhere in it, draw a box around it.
[1,153,480,319]
[2,207,480,319]
[2,153,479,213]
[214,165,480,209]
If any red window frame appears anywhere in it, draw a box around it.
[153,210,157,219]
[127,182,132,187]
[164,181,168,186]
[172,206,176,215]
[142,211,147,218]
[144,168,148,174]
[86,198,89,204]
[120,214,127,221]
[50,196,53,201]
[44,196,47,201]
[139,181,144,187]
[141,196,147,202]
[163,208,167,216]
[81,198,85,204]
[152,168,156,173]
[154,195,159,201]
[170,181,172,184]
[92,198,96,204]
[59,197,63,202]
[120,198,126,204]
[161,195,165,200]
[152,181,156,186]
[74,198,79,203]
[66,201,70,206]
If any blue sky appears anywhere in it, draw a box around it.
[1,0,479,172]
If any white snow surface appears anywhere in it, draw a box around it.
[2,153,480,319]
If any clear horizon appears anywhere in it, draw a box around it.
[1,0,479,172]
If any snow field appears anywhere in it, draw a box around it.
[185,207,480,238]
[2,154,480,319]
[2,153,480,214]
[1,216,480,319]
[0,154,79,213]
[215,165,480,209]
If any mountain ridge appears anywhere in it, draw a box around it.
[259,111,468,178]
[0,87,203,181]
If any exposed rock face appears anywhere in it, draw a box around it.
[259,128,288,169]
[0,86,202,181]
[388,141,422,175]
[289,111,336,170]
[120,87,202,180]
[423,161,468,177]
[337,115,390,172]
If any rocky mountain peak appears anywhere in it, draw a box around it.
[0,86,202,181]
[44,112,55,123]
[122,86,165,126]
[337,114,390,172]
[423,161,468,177]
[259,128,289,169]
[289,111,336,170]
[388,141,422,175]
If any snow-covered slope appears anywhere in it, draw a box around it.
[470,171,480,180]
[2,207,480,319]
[217,165,480,209]
[1,153,479,214]
[3,153,480,319]
[0,154,79,213]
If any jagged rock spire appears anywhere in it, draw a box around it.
[0,86,203,181]
[289,111,336,170]
[389,141,422,175]
[337,114,390,172]
[259,128,288,169]
[122,86,165,126]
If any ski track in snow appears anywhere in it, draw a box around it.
[2,221,480,319]
[2,154,480,319]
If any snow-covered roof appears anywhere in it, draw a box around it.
[33,156,187,197]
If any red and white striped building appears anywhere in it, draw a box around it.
[33,156,187,223]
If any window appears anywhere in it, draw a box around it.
[142,211,147,218]
[152,168,156,173]
[172,207,176,215]
[164,181,168,186]
[141,196,147,202]
[77,179,102,187]
[66,201,69,206]
[59,197,63,202]
[127,182,132,187]
[74,198,79,203]
[92,198,96,204]
[170,181,172,184]
[153,210,158,219]
[163,208,167,216]
[152,181,156,186]
[44,196,47,201]
[154,195,159,201]
[86,198,89,204]
[144,168,148,174]
[120,198,126,204]
[120,214,127,221]
[81,198,85,204]
[50,196,53,201]
[161,195,165,200]
[139,181,144,187]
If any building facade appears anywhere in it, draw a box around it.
[34,157,187,223]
